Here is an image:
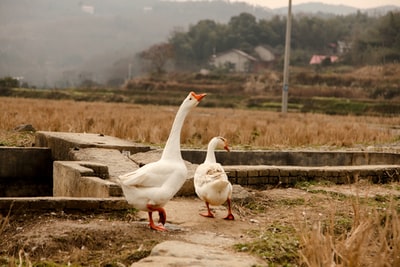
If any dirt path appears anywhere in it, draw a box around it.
[0,196,267,266]
[1,183,400,266]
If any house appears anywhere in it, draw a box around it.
[211,49,257,72]
[210,45,276,73]
[337,41,351,54]
[328,41,351,55]
[309,55,339,65]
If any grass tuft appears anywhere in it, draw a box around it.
[298,198,400,267]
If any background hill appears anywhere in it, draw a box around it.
[0,0,398,87]
[274,2,399,15]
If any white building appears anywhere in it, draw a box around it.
[211,49,257,72]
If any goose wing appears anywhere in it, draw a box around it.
[194,163,228,187]
[119,160,177,188]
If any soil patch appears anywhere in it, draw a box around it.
[1,182,399,266]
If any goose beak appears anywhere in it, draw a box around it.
[191,92,207,102]
[224,142,230,152]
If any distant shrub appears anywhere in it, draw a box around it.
[0,76,19,88]
[0,87,12,96]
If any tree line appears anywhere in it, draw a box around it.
[141,10,400,73]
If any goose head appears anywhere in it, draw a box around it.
[219,136,230,152]
[182,91,207,110]
[211,136,230,152]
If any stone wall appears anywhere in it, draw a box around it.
[224,165,400,187]
[0,147,52,197]
[181,149,400,166]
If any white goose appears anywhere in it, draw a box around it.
[118,91,206,231]
[194,136,234,220]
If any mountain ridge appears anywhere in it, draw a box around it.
[0,0,398,87]
[272,2,399,15]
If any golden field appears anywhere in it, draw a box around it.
[1,96,399,149]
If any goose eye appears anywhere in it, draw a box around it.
[189,97,192,100]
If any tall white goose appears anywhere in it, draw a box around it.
[194,136,234,220]
[118,91,206,231]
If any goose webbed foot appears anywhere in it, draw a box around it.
[200,202,215,218]
[147,205,168,231]
[224,213,235,220]
[224,198,235,220]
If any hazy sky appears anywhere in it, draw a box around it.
[230,0,400,9]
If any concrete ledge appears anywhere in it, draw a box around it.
[35,131,148,198]
[36,131,152,161]
[69,147,138,179]
[0,197,131,215]
[53,161,122,197]
[182,149,400,166]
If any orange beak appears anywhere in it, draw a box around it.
[191,92,207,102]
[224,142,230,152]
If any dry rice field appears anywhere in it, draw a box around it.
[1,96,400,150]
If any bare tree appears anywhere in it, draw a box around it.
[140,43,174,75]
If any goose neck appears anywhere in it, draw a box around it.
[161,105,189,160]
[204,140,218,163]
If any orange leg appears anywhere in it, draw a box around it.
[147,204,167,231]
[223,198,235,220]
[200,202,214,218]
[158,209,166,225]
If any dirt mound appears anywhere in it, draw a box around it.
[1,212,167,266]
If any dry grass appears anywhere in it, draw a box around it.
[298,198,400,267]
[1,96,400,149]
[233,181,400,266]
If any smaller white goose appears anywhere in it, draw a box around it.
[194,136,234,220]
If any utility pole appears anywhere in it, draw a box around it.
[281,0,292,113]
